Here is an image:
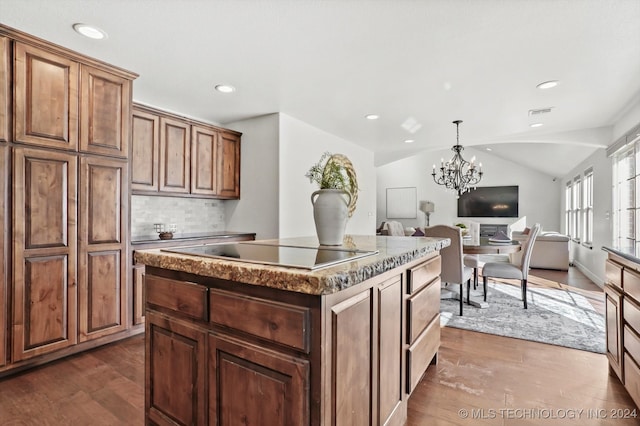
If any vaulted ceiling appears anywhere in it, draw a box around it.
[1,0,639,176]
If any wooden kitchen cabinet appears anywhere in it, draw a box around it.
[80,65,132,158]
[146,311,207,426]
[378,276,404,425]
[141,245,442,425]
[605,259,624,380]
[0,146,7,367]
[217,131,241,198]
[0,36,9,143]
[330,289,373,425]
[131,107,160,192]
[12,147,78,361]
[133,264,146,326]
[191,124,218,196]
[0,24,139,376]
[78,156,128,342]
[14,42,79,151]
[159,116,191,194]
[132,103,241,199]
[208,332,309,426]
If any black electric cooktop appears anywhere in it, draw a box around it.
[162,243,378,270]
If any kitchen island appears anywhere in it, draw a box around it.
[135,235,449,426]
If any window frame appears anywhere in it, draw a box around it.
[582,167,594,248]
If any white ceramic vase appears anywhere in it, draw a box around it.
[311,189,351,246]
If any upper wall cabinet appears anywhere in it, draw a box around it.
[14,42,79,151]
[217,131,241,199]
[191,125,218,196]
[159,116,191,194]
[13,40,134,158]
[0,37,9,143]
[80,65,132,158]
[131,108,160,192]
[132,104,241,199]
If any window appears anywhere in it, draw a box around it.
[565,182,572,237]
[572,176,581,241]
[612,144,637,254]
[583,168,594,246]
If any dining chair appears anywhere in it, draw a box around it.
[481,223,541,309]
[424,225,473,315]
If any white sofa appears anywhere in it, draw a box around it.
[510,230,570,271]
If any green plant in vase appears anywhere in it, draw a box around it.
[306,152,359,245]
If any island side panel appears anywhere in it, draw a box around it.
[320,250,440,426]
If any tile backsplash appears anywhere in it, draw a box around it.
[131,195,225,236]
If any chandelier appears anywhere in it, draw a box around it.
[432,120,483,196]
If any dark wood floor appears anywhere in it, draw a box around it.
[0,267,636,425]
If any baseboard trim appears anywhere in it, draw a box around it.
[572,260,603,289]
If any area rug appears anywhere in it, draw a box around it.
[439,282,606,353]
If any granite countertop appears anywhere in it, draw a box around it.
[131,231,256,245]
[135,235,450,295]
[603,246,640,265]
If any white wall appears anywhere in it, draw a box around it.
[376,147,561,231]
[224,114,280,240]
[560,148,610,286]
[279,113,377,238]
[225,113,376,241]
[562,97,640,286]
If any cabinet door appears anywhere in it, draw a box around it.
[12,147,77,361]
[216,131,240,199]
[79,65,132,158]
[78,156,128,342]
[190,125,218,196]
[159,117,190,194]
[133,263,145,325]
[146,311,207,426]
[0,37,9,143]
[0,146,7,367]
[605,283,623,380]
[331,289,372,426]
[378,276,403,425]
[14,42,79,151]
[209,332,309,426]
[131,108,160,192]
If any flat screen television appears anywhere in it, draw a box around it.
[457,185,519,218]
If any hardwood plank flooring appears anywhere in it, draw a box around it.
[0,334,144,425]
[0,267,635,425]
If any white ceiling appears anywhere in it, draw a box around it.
[1,0,639,176]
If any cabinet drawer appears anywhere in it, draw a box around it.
[406,314,440,394]
[625,268,640,303]
[625,325,640,366]
[407,278,440,344]
[408,255,441,294]
[146,275,208,321]
[210,289,310,352]
[606,260,623,290]
[624,297,640,333]
[624,352,640,408]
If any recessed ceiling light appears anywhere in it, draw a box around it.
[404,139,415,144]
[365,114,379,120]
[215,84,236,93]
[536,80,559,90]
[72,23,107,40]
[530,123,544,128]
[486,148,492,151]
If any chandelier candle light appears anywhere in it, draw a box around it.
[432,120,483,196]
